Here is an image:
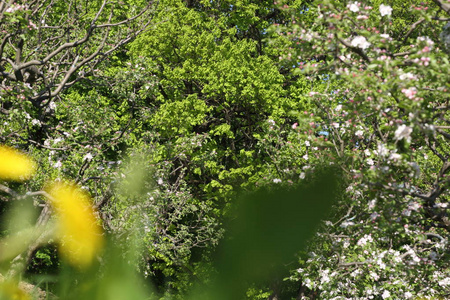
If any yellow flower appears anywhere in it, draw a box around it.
[46,181,104,268]
[0,146,36,181]
[0,279,30,300]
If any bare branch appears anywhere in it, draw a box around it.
[432,0,450,15]
[1,0,157,103]
[402,18,426,43]
[0,184,20,198]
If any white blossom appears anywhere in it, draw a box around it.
[320,269,331,284]
[435,202,448,208]
[31,119,41,126]
[394,124,413,142]
[424,123,435,133]
[5,4,26,13]
[399,72,416,80]
[357,234,373,246]
[438,277,450,286]
[376,143,389,157]
[392,251,402,263]
[83,153,93,161]
[417,36,435,47]
[389,153,402,161]
[301,32,314,42]
[351,269,361,278]
[347,2,359,12]
[351,36,371,50]
[340,220,355,228]
[370,271,379,281]
[402,209,411,217]
[304,278,313,289]
[379,4,392,17]
[381,290,391,299]
[355,130,364,138]
[408,201,421,211]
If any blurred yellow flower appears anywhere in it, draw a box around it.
[0,280,30,300]
[0,145,36,181]
[46,181,104,268]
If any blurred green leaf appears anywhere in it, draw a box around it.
[191,167,340,300]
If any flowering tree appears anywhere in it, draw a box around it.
[268,0,450,298]
[0,0,155,149]
[0,0,156,281]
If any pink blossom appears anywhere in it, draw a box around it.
[401,87,417,99]
[420,56,430,66]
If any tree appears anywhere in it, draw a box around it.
[268,0,450,298]
[0,0,155,143]
[0,0,156,279]
[107,0,322,294]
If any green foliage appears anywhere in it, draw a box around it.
[27,246,59,276]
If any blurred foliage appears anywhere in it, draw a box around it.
[0,143,339,299]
